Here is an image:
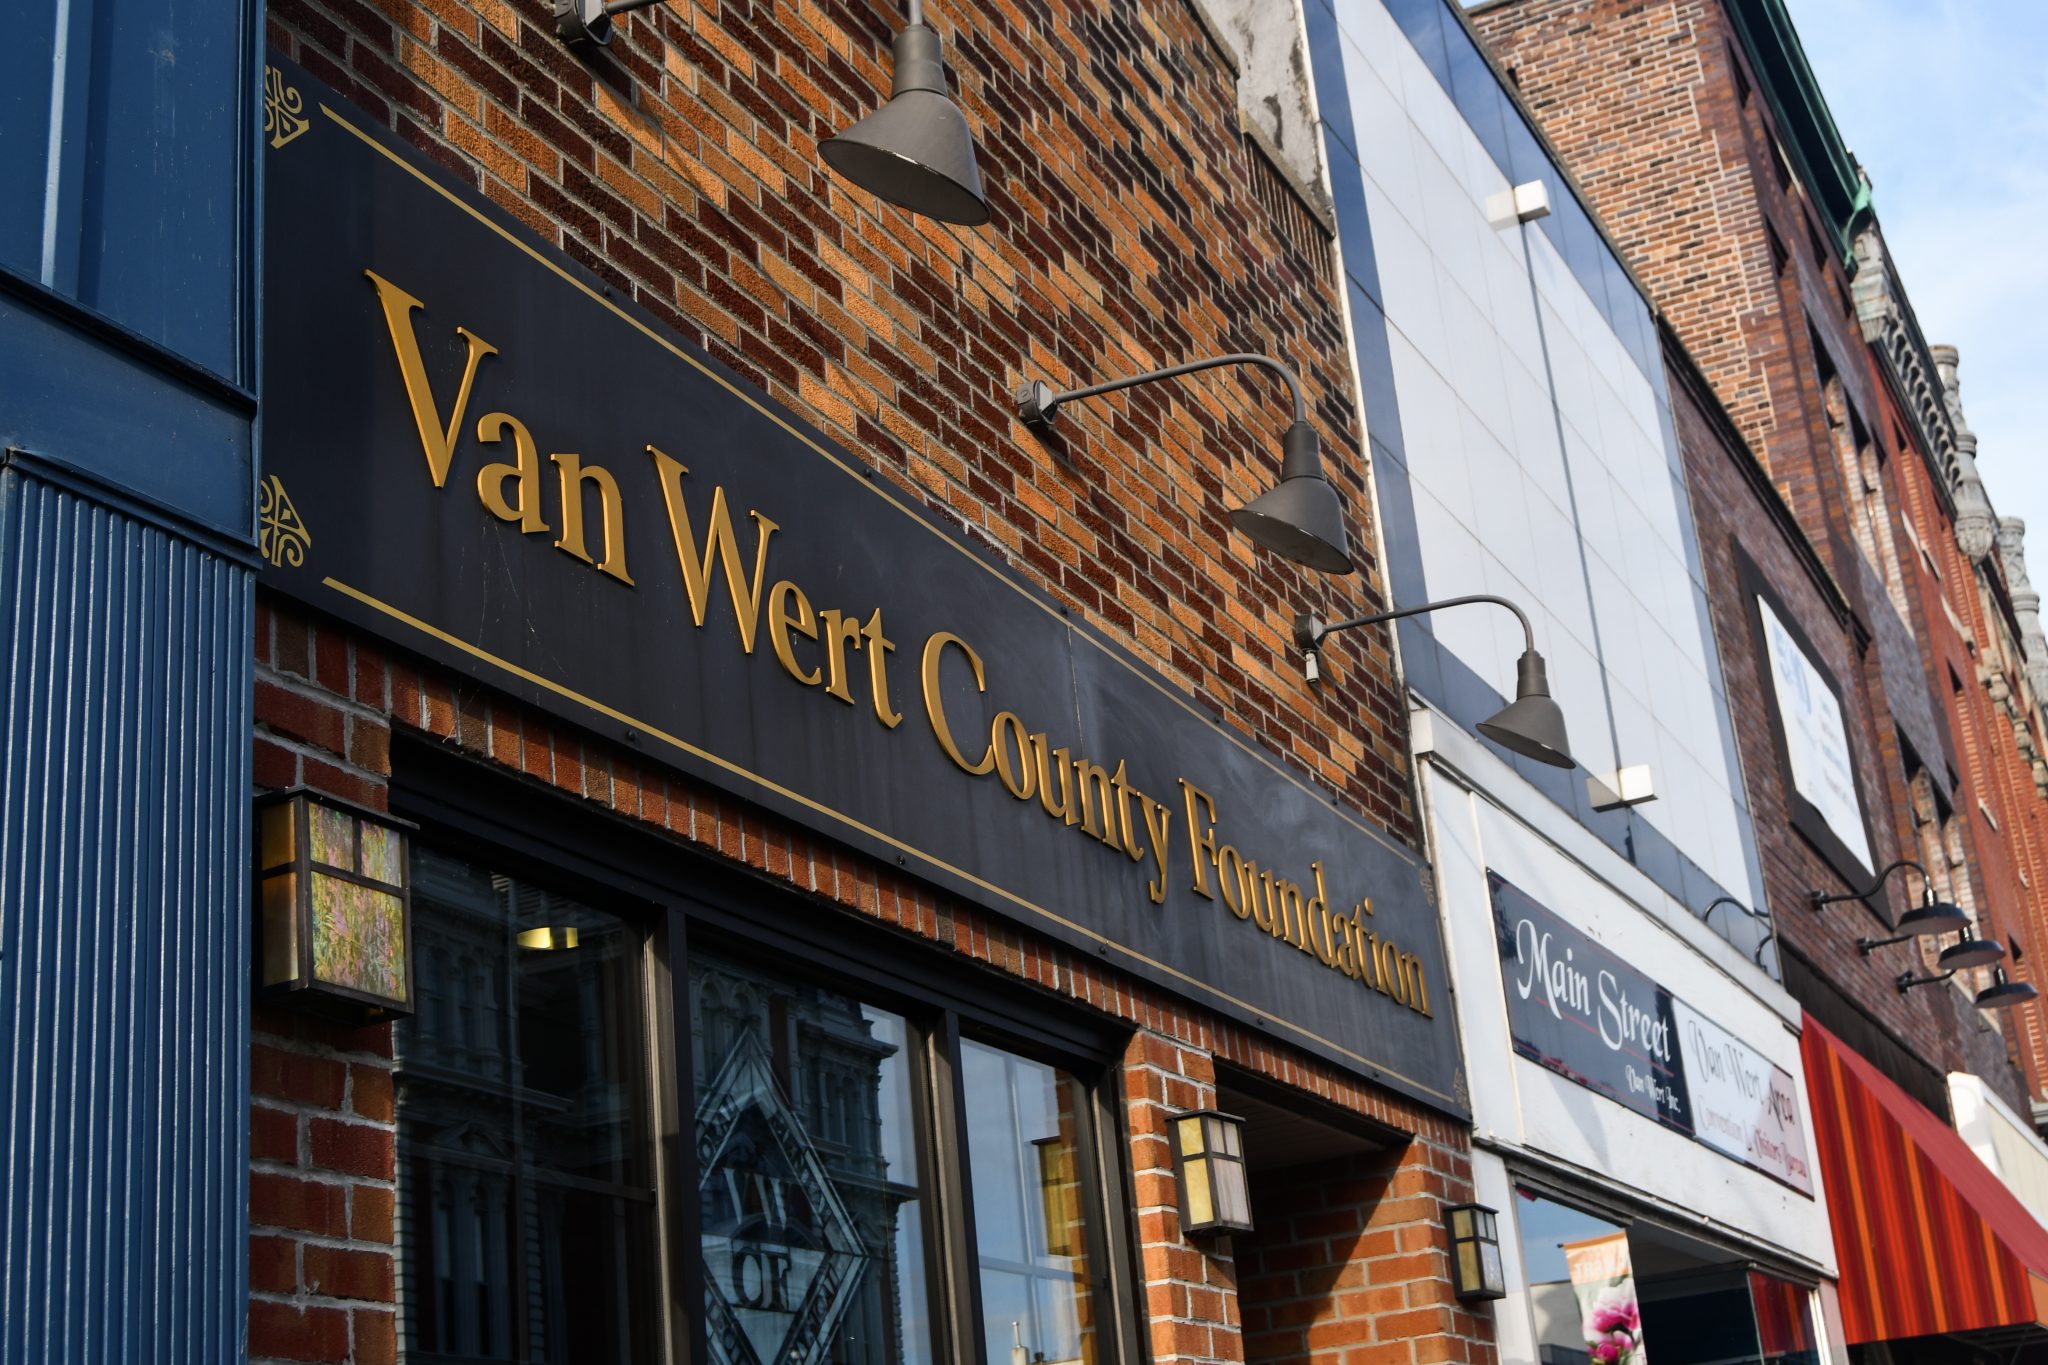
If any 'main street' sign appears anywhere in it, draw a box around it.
[259,56,1465,1112]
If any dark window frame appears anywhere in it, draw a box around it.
[1732,545,1886,918]
[390,736,1143,1365]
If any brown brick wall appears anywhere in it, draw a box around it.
[1881,386,2048,1104]
[265,0,1418,834]
[1236,1148,1495,1365]
[252,581,1482,1363]
[1665,345,2011,1093]
[1478,0,2033,1109]
[1474,0,1879,624]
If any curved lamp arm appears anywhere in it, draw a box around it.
[1294,593,1575,770]
[1809,857,1931,913]
[1297,593,1535,658]
[1018,353,1307,431]
[1700,896,1779,969]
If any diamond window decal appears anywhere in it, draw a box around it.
[699,1032,870,1365]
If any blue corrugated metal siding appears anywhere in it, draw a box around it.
[0,462,251,1364]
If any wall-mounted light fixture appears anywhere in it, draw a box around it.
[1445,1203,1507,1300]
[517,926,581,950]
[1974,968,2038,1011]
[1170,1110,1253,1236]
[255,789,415,1022]
[1810,858,1968,936]
[552,0,650,47]
[552,0,988,226]
[1700,895,1779,968]
[1897,961,2039,1010]
[1294,595,1574,769]
[1016,354,1353,573]
[1862,919,2003,970]
[819,0,988,225]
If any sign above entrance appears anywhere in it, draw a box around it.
[1491,873,1812,1194]
[257,57,1464,1113]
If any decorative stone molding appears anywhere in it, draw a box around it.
[1853,228,1997,561]
[1933,344,1999,563]
[1997,517,2048,701]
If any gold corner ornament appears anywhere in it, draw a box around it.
[264,66,310,150]
[259,474,312,568]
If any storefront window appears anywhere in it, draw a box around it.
[396,848,658,1363]
[961,1040,1098,1365]
[394,849,1119,1365]
[691,953,937,1365]
[1515,1193,1646,1364]
[1512,1188,1818,1365]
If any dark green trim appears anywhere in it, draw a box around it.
[1724,0,1873,266]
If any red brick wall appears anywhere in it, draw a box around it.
[264,0,1417,834]
[249,1009,399,1365]
[251,587,1483,1362]
[1236,1146,1494,1365]
[1478,0,2032,1108]
[1664,346,2006,1091]
[1881,386,2048,1102]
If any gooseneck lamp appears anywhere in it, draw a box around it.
[1811,859,1969,938]
[1700,896,1779,967]
[1293,595,1574,769]
[819,0,989,225]
[1016,354,1354,574]
[553,0,990,227]
[1897,962,2038,1009]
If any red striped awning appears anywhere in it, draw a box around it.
[1802,1013,2048,1343]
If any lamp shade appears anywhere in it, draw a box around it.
[1938,925,2005,972]
[1445,1204,1507,1300]
[1977,968,2038,1011]
[1170,1110,1252,1235]
[1228,421,1353,574]
[255,789,415,1022]
[1895,897,1971,938]
[1476,649,1574,769]
[821,23,989,226]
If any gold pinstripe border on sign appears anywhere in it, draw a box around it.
[317,101,1417,866]
[308,100,1457,1108]
[323,575,1458,1106]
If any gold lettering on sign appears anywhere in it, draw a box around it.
[365,270,497,489]
[474,412,548,532]
[551,454,634,583]
[921,632,996,776]
[648,446,778,653]
[767,580,822,686]
[1181,781,1430,1017]
[357,272,1438,1032]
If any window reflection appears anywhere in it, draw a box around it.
[961,1040,1097,1365]
[396,849,657,1364]
[1514,1189,1818,1365]
[1515,1194,1646,1365]
[691,953,934,1365]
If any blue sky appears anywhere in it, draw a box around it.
[1784,0,2048,546]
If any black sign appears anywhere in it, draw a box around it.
[257,57,1464,1113]
[1490,872,1689,1133]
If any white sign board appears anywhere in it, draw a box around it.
[1758,596,1872,874]
[1672,999,1813,1195]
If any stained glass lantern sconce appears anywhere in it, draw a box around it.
[1171,1110,1252,1236]
[1446,1203,1507,1300]
[255,789,415,1022]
